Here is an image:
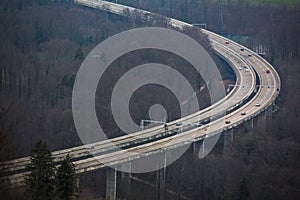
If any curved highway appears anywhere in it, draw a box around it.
[0,0,281,185]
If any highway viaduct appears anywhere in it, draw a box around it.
[0,1,281,200]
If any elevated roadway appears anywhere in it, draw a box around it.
[0,0,280,186]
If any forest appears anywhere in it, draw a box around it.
[0,0,299,199]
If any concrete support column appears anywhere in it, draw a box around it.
[156,166,166,200]
[106,168,117,200]
[192,140,203,155]
[223,128,234,152]
[75,175,80,188]
[266,105,273,118]
[266,106,273,130]
[156,151,171,200]
[119,162,131,198]
[256,111,267,132]
[244,118,254,134]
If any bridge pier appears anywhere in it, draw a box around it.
[266,105,273,118]
[76,178,80,196]
[105,168,117,200]
[193,133,221,158]
[244,118,254,134]
[256,111,267,133]
[223,128,234,152]
[155,151,172,200]
[119,162,131,198]
[156,166,166,200]
[193,140,203,155]
[266,106,273,131]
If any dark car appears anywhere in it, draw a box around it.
[225,120,231,124]
[176,122,182,126]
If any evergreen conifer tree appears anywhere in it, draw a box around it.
[56,154,78,200]
[25,140,56,200]
[239,177,249,200]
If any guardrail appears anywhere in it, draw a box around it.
[0,0,280,186]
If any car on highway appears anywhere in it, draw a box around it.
[176,122,182,126]
[240,48,244,51]
[266,69,270,74]
[195,122,203,127]
[225,41,230,44]
[245,69,250,72]
[225,120,231,124]
[255,103,261,107]
[239,67,242,70]
[241,112,246,115]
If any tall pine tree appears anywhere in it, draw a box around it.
[56,154,78,200]
[239,177,249,200]
[25,140,56,200]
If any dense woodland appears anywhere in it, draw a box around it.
[0,0,300,199]
[0,0,233,156]
[0,0,137,155]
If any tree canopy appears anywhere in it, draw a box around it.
[25,140,56,200]
[56,154,78,200]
